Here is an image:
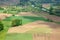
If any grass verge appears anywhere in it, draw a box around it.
[5,33,32,40]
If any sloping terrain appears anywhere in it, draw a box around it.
[0,12,60,40]
[7,12,60,34]
[7,12,60,40]
[7,20,60,33]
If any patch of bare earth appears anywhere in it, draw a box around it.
[0,13,12,20]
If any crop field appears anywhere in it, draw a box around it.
[0,6,60,40]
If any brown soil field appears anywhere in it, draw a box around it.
[0,13,12,20]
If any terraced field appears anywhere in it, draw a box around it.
[0,12,60,40]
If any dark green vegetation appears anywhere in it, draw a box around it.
[42,6,60,16]
[11,19,22,27]
[49,6,53,15]
[0,21,11,40]
[52,6,60,16]
[0,7,5,13]
[0,20,4,31]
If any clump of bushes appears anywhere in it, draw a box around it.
[3,10,7,13]
[49,6,54,15]
[49,6,60,16]
[46,19,53,22]
[0,7,4,10]
[11,19,22,27]
[0,20,4,31]
[53,8,60,16]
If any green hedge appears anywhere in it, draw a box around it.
[11,19,22,27]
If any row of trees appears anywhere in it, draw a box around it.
[49,5,60,16]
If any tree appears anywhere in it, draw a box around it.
[0,20,4,31]
[49,6,53,15]
[20,0,30,6]
[11,19,22,27]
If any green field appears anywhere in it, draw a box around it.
[5,26,52,40]
[4,16,52,25]
[5,33,32,40]
[0,13,58,40]
[0,15,53,40]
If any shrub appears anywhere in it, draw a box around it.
[0,7,4,10]
[0,20,4,31]
[53,8,60,16]
[49,6,54,15]
[22,8,28,12]
[46,19,53,22]
[11,19,22,27]
[3,10,7,13]
[49,6,60,16]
